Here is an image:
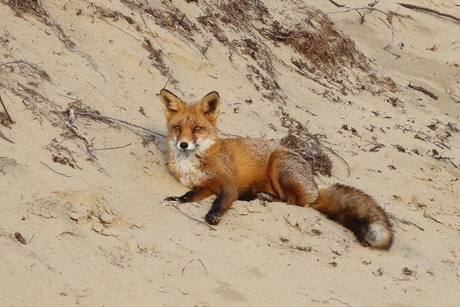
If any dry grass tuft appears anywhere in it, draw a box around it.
[2,0,47,17]
[280,117,333,177]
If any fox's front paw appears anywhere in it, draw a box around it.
[205,211,221,225]
[257,192,275,202]
[164,196,187,203]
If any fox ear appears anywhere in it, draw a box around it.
[160,89,184,119]
[196,91,220,122]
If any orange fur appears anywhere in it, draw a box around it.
[160,89,393,249]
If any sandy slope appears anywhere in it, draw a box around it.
[1,0,459,306]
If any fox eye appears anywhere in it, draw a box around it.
[174,126,180,130]
[194,126,202,131]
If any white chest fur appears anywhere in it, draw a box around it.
[169,139,216,188]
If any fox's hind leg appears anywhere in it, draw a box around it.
[268,148,318,207]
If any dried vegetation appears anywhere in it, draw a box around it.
[197,0,397,99]
[280,117,333,177]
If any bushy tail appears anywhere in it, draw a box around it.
[311,184,393,250]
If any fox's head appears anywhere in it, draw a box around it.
[160,89,220,153]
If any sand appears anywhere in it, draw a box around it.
[1,0,459,306]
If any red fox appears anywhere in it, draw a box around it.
[160,89,393,249]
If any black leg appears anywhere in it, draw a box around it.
[205,190,226,225]
[164,187,212,203]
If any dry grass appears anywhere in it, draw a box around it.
[2,0,47,17]
[280,117,333,177]
[263,8,370,74]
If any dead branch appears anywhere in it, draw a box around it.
[408,83,438,100]
[397,3,460,23]
[0,94,14,124]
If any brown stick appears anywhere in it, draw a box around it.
[408,83,438,100]
[167,204,216,231]
[328,0,345,8]
[14,232,28,245]
[0,94,14,124]
[397,3,460,23]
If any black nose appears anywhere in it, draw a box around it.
[180,142,188,149]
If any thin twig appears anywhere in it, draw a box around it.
[329,298,352,307]
[432,155,458,169]
[328,0,345,8]
[327,6,388,16]
[326,6,396,46]
[181,258,208,275]
[90,143,132,151]
[397,3,460,23]
[0,60,51,82]
[408,83,438,100]
[40,161,71,177]
[383,45,401,59]
[324,146,351,178]
[167,203,216,231]
[368,0,379,7]
[163,76,172,90]
[74,111,166,138]
[77,143,110,176]
[0,60,32,68]
[391,215,424,231]
[65,121,90,144]
[57,231,85,238]
[0,94,14,124]
[0,129,14,143]
[97,16,141,42]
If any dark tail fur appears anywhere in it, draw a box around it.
[311,184,393,249]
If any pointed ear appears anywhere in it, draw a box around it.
[196,91,220,122]
[160,89,184,120]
